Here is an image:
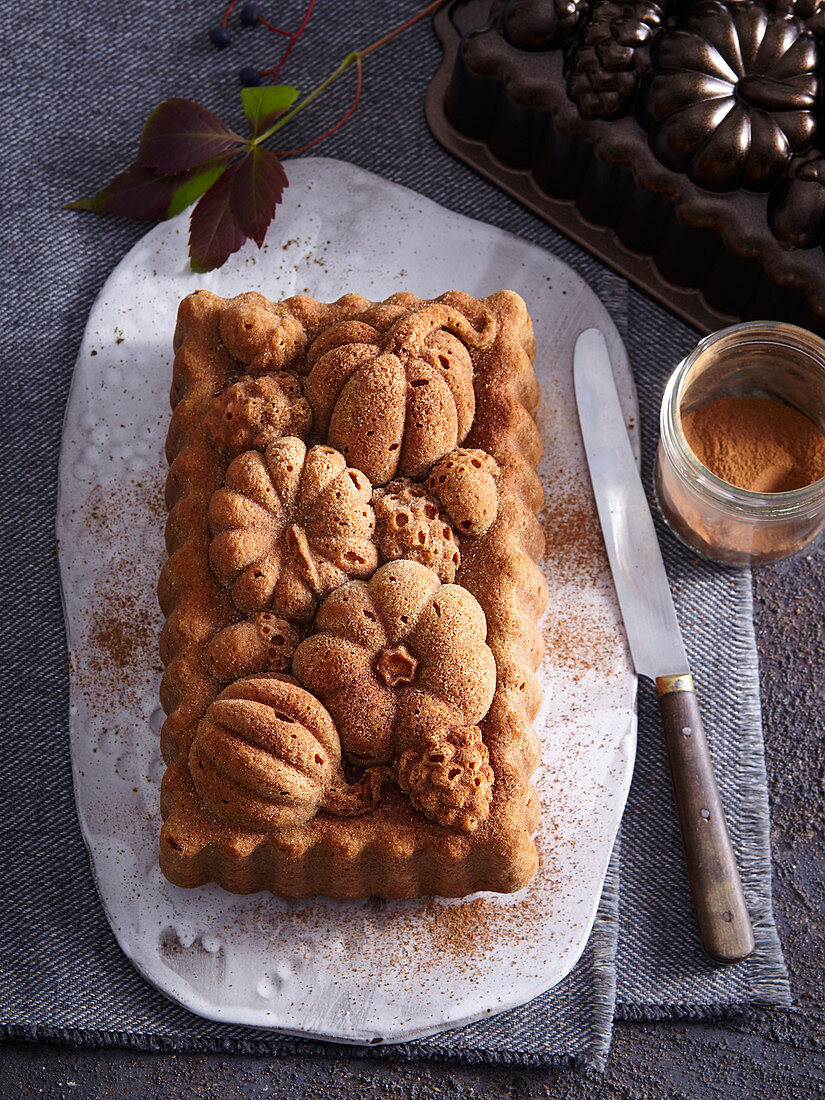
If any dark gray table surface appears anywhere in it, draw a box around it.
[2,0,824,1093]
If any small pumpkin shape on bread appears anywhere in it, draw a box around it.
[205,613,301,682]
[641,1,820,192]
[218,292,307,373]
[292,560,497,768]
[209,437,377,622]
[189,676,345,831]
[203,371,312,456]
[304,300,497,485]
[397,723,495,834]
[427,448,500,537]
[372,479,461,583]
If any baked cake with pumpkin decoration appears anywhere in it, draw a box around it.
[158,288,546,899]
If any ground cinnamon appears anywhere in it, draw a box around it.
[682,396,825,493]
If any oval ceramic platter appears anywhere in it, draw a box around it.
[57,157,638,1044]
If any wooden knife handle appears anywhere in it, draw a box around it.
[656,674,755,965]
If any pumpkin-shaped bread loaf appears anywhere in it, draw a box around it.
[397,723,495,833]
[292,560,498,767]
[208,437,378,622]
[641,1,820,192]
[304,301,497,485]
[218,292,307,373]
[189,676,346,831]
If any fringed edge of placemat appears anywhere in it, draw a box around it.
[0,1023,584,1068]
[615,1002,795,1021]
[731,578,792,1009]
[586,834,621,1071]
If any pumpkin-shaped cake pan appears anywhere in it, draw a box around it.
[427,0,825,337]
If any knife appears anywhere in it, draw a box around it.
[573,327,754,965]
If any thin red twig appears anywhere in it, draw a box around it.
[275,54,362,157]
[260,0,316,81]
[258,17,292,38]
[220,0,238,28]
[359,0,445,58]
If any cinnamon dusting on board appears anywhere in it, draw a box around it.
[89,598,154,676]
[539,484,616,671]
[540,487,607,583]
[79,477,165,712]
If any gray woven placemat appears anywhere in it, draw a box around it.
[0,0,788,1072]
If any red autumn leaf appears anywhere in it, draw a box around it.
[137,97,245,174]
[230,145,289,247]
[188,161,248,273]
[188,147,289,271]
[66,162,189,221]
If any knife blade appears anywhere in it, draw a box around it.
[574,327,754,965]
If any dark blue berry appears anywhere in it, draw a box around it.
[240,3,262,27]
[209,26,232,48]
[239,66,262,86]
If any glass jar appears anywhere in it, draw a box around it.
[655,321,825,566]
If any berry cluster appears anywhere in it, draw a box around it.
[208,0,315,86]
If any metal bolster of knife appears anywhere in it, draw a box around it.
[656,673,695,697]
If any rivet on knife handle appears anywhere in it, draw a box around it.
[656,673,755,964]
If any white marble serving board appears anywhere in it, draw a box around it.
[56,157,638,1044]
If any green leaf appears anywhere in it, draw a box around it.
[64,194,107,213]
[137,97,245,173]
[65,156,238,222]
[242,85,299,138]
[167,163,227,218]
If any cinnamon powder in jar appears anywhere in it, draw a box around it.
[656,322,825,564]
[682,396,825,493]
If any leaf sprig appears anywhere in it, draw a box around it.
[66,0,445,272]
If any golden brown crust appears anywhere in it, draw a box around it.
[158,288,547,899]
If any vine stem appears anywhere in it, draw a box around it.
[358,0,446,59]
[253,0,446,147]
[275,55,363,157]
[262,0,317,80]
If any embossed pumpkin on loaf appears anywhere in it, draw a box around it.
[641,0,820,192]
[218,292,307,372]
[189,676,346,831]
[397,723,495,833]
[205,613,301,682]
[304,299,497,485]
[204,371,312,456]
[292,560,498,767]
[372,479,461,582]
[208,437,377,622]
[427,448,500,537]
